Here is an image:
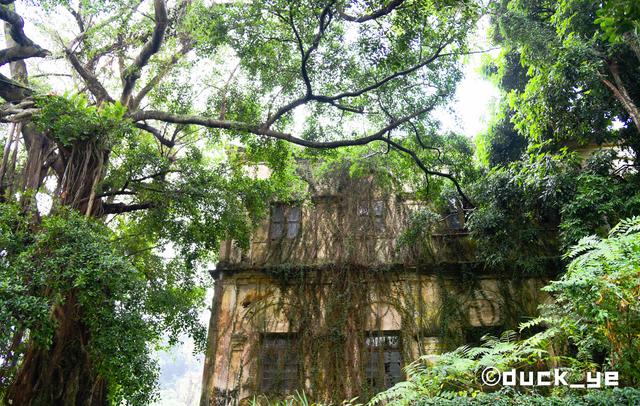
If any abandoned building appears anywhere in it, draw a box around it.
[200,167,553,405]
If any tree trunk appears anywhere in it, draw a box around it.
[5,140,110,405]
[2,10,112,405]
[602,61,640,135]
[5,294,107,406]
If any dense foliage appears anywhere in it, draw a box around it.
[412,388,640,406]
[0,0,639,403]
[544,216,640,383]
[383,2,640,403]
[1,206,171,403]
[0,0,486,403]
[370,216,640,405]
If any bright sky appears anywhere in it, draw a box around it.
[435,15,501,138]
[439,57,500,138]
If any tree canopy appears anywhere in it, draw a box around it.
[1,0,640,404]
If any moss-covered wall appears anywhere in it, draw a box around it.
[200,267,550,405]
[218,174,474,270]
[201,174,555,405]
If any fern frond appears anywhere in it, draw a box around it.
[564,235,600,259]
[609,216,640,236]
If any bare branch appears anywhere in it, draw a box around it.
[0,4,36,46]
[130,41,193,110]
[135,121,175,148]
[602,61,640,133]
[383,137,472,207]
[120,0,168,106]
[97,190,138,198]
[66,4,85,33]
[65,49,114,103]
[102,201,155,214]
[338,0,405,23]
[0,45,48,67]
[0,4,49,79]
[0,94,36,117]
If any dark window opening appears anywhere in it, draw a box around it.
[270,204,301,239]
[465,326,504,347]
[259,334,299,394]
[364,332,403,392]
[357,200,385,231]
[444,211,464,230]
[443,198,470,233]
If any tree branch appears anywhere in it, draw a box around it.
[602,61,640,134]
[0,4,49,76]
[0,73,32,103]
[0,45,48,67]
[338,0,405,23]
[134,121,175,147]
[130,41,193,110]
[132,104,431,147]
[65,49,114,103]
[263,40,450,127]
[0,4,35,46]
[131,105,471,204]
[102,201,155,214]
[384,137,472,207]
[120,0,168,106]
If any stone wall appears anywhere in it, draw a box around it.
[201,173,555,405]
[200,268,551,405]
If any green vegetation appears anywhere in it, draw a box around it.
[371,216,640,404]
[0,0,639,404]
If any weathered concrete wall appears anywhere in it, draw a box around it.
[202,174,554,405]
[200,269,550,405]
[218,177,473,270]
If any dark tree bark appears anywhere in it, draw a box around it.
[6,294,107,406]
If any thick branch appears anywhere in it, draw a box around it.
[102,201,154,214]
[65,49,114,103]
[0,45,48,67]
[0,4,34,46]
[0,4,49,76]
[290,1,334,95]
[135,122,175,147]
[132,105,471,204]
[120,0,168,106]
[338,0,405,23]
[0,73,32,103]
[602,61,640,133]
[96,190,138,198]
[133,105,432,148]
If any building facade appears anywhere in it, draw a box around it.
[200,172,552,405]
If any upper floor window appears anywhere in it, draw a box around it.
[259,334,298,394]
[357,200,385,231]
[444,211,464,230]
[364,332,403,391]
[444,198,467,232]
[270,204,301,240]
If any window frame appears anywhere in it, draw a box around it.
[356,199,386,232]
[258,333,299,395]
[363,330,404,392]
[269,203,302,240]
